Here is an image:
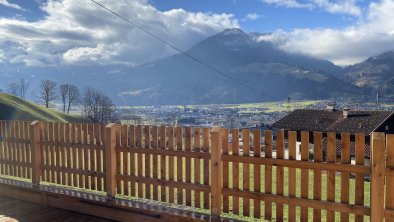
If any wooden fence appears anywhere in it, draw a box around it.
[1,120,394,221]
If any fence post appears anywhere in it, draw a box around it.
[105,123,117,198]
[30,121,41,185]
[210,127,222,218]
[371,132,385,221]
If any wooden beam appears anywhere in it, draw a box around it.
[30,121,41,185]
[371,132,385,222]
[221,154,370,174]
[210,127,222,218]
[105,123,118,198]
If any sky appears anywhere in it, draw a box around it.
[0,0,393,66]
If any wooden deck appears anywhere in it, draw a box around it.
[0,195,114,222]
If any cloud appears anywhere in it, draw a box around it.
[312,0,361,17]
[0,0,25,11]
[242,13,263,21]
[260,0,361,16]
[256,0,394,65]
[260,0,314,9]
[0,0,239,66]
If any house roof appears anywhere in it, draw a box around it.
[271,109,394,135]
[321,138,371,158]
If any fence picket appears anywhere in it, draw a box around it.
[137,125,143,198]
[194,128,201,208]
[232,128,240,215]
[152,125,158,201]
[222,128,229,213]
[78,123,84,188]
[253,129,261,219]
[185,127,192,206]
[276,130,285,221]
[313,131,323,222]
[176,126,183,205]
[168,127,175,203]
[130,125,136,197]
[326,132,336,222]
[145,125,151,199]
[386,134,394,222]
[300,131,309,221]
[72,123,78,187]
[264,130,272,220]
[160,126,166,202]
[242,129,250,216]
[122,125,129,196]
[288,131,297,222]
[203,128,210,210]
[341,133,350,222]
[371,132,385,221]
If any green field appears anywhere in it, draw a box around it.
[0,93,91,123]
[221,100,322,113]
[120,100,322,114]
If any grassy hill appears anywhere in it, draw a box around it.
[0,93,91,123]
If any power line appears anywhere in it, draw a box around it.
[90,0,279,101]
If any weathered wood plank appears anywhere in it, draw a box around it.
[288,131,297,222]
[176,127,183,205]
[264,130,272,220]
[371,132,385,221]
[185,127,192,206]
[194,128,201,208]
[253,129,261,219]
[276,130,284,221]
[313,131,322,222]
[168,127,175,203]
[326,132,336,222]
[203,128,210,210]
[341,133,350,222]
[222,128,229,213]
[386,134,394,222]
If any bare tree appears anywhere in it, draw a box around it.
[82,87,117,123]
[59,84,80,113]
[39,80,57,108]
[60,84,68,112]
[18,78,29,99]
[8,82,19,96]
[67,85,80,114]
[7,78,29,98]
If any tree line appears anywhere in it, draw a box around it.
[6,78,117,123]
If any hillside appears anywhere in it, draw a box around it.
[345,50,394,93]
[0,93,91,123]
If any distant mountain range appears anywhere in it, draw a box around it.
[344,50,394,94]
[0,28,393,105]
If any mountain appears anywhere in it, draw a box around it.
[344,50,394,93]
[0,93,91,122]
[109,28,360,105]
[0,28,363,105]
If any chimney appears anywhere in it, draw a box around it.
[327,101,336,111]
[343,108,350,118]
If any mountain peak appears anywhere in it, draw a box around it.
[220,28,246,36]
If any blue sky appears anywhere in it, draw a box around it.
[150,0,364,32]
[0,0,393,66]
[1,0,366,32]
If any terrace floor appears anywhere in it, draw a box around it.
[0,195,114,222]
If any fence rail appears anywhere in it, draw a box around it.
[1,120,394,221]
